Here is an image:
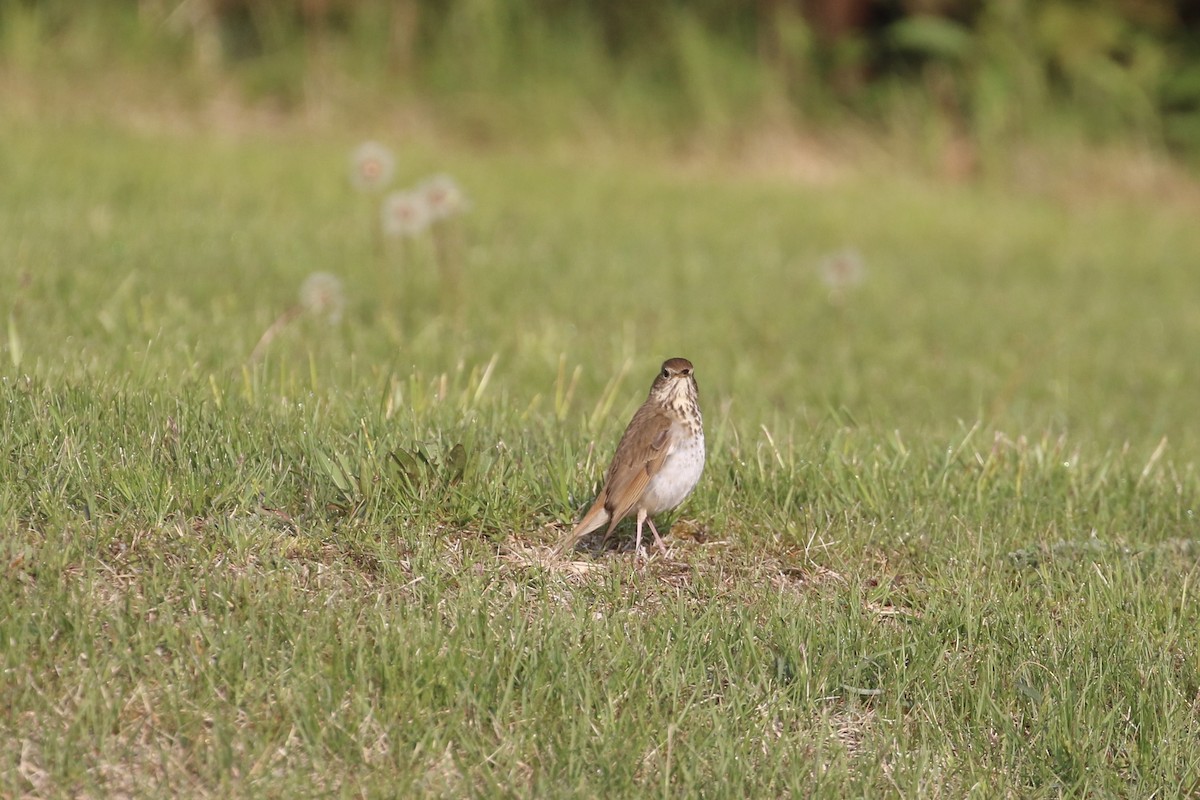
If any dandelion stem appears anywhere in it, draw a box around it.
[367,195,384,261]
[432,220,462,315]
[248,305,304,364]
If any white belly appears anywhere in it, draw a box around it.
[641,428,705,516]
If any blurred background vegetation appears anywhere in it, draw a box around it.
[3,0,1200,168]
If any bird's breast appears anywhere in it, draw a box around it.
[641,427,705,515]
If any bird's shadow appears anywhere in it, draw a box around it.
[564,516,688,556]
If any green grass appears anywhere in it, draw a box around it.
[2,116,1200,798]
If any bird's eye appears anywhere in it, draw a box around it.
[661,368,670,379]
[682,368,692,376]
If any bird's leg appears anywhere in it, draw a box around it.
[634,508,647,558]
[646,517,669,557]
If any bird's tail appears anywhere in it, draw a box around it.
[553,499,610,556]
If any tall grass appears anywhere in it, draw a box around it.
[3,0,1199,158]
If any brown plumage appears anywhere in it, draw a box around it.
[556,357,706,557]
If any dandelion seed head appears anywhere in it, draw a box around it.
[818,249,867,293]
[420,174,469,221]
[381,190,432,238]
[349,141,395,193]
[299,272,345,324]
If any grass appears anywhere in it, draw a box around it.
[2,111,1200,798]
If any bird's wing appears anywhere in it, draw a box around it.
[554,403,673,556]
[600,405,674,530]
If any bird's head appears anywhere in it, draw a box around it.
[650,357,698,405]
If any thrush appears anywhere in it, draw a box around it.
[556,357,705,557]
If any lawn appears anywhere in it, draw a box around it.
[2,116,1199,797]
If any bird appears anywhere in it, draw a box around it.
[556,357,705,557]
